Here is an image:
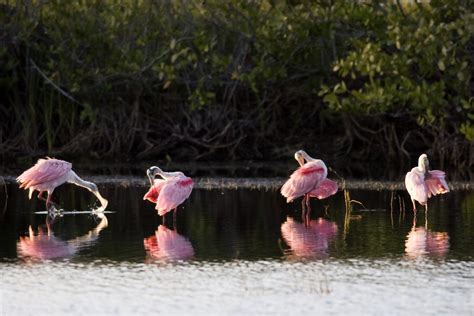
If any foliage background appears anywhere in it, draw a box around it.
[0,0,472,170]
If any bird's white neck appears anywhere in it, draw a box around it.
[301,151,315,162]
[158,171,184,180]
[68,171,108,208]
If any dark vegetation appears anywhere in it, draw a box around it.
[0,1,472,169]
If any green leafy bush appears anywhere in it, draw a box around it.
[0,1,472,168]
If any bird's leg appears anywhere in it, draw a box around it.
[162,214,165,225]
[45,191,53,209]
[306,202,312,224]
[38,191,56,210]
[301,197,307,222]
[37,191,46,201]
[411,199,417,213]
[173,212,177,232]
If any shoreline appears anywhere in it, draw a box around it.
[2,175,473,191]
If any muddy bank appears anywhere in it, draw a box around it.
[2,175,473,191]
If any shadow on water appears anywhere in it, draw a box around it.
[1,182,473,262]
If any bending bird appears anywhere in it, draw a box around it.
[17,158,108,208]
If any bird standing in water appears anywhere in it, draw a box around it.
[144,166,193,221]
[17,158,108,209]
[281,150,338,207]
[405,153,449,212]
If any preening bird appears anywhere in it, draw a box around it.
[143,166,193,218]
[281,150,338,205]
[405,153,449,212]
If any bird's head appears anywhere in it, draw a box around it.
[418,154,430,172]
[147,166,162,185]
[294,150,306,167]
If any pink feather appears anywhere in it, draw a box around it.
[143,179,166,203]
[309,178,338,199]
[405,168,449,207]
[17,158,71,189]
[281,161,326,203]
[425,170,450,197]
[156,177,194,216]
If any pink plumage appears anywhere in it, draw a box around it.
[17,157,108,208]
[281,162,326,203]
[405,154,449,211]
[309,178,338,199]
[17,158,71,192]
[281,154,338,203]
[144,175,193,216]
[143,179,166,203]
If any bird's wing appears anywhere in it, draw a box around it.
[280,163,325,202]
[17,158,72,189]
[405,169,428,204]
[143,179,166,203]
[425,170,450,197]
[156,178,193,215]
[309,178,338,199]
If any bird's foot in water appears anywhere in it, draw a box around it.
[47,204,64,219]
[91,206,107,216]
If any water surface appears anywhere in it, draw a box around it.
[1,184,473,314]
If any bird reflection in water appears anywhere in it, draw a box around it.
[17,209,108,261]
[143,225,194,263]
[281,215,338,260]
[405,216,449,259]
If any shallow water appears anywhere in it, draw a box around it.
[1,183,473,314]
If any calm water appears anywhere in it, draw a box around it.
[0,183,473,315]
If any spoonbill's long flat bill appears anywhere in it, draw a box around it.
[17,158,108,208]
[405,153,449,212]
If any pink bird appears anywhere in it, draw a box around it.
[281,150,338,206]
[281,216,338,259]
[17,158,108,208]
[405,154,449,212]
[143,225,194,262]
[144,166,193,218]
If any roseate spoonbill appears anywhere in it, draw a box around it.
[144,166,193,219]
[281,216,338,259]
[281,150,338,207]
[17,158,108,208]
[405,154,449,212]
[143,225,194,262]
